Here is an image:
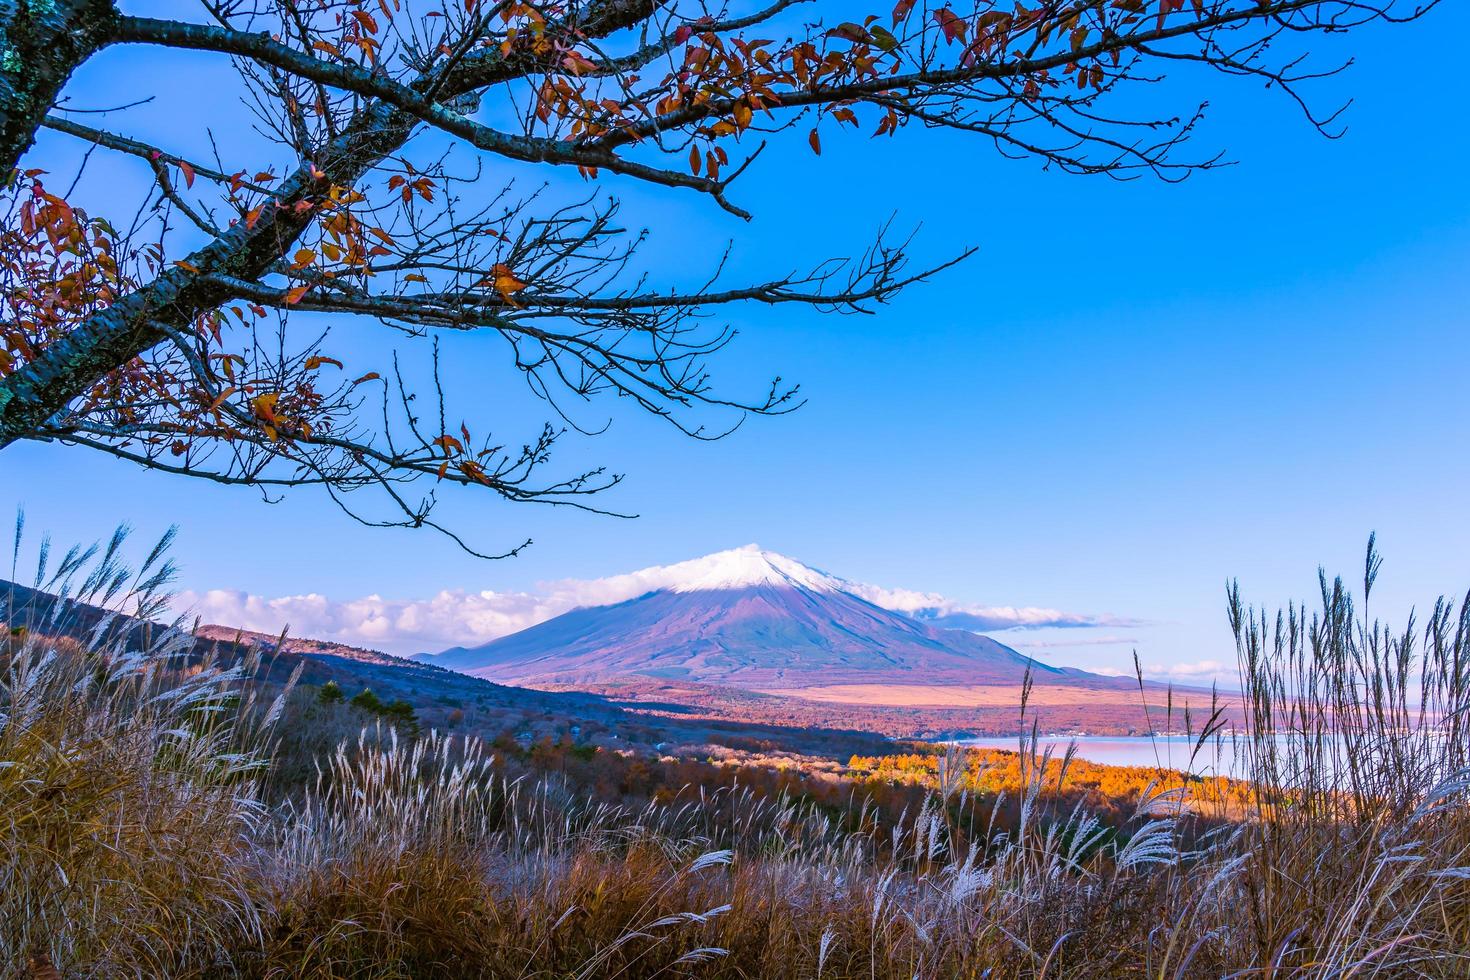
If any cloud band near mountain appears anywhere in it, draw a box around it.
[178,558,1131,657]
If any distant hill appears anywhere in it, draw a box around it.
[194,624,412,668]
[421,546,1137,700]
[0,576,904,753]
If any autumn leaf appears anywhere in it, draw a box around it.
[869,25,900,52]
[178,160,195,188]
[285,284,310,304]
[205,386,238,412]
[808,129,821,156]
[826,22,868,44]
[490,263,528,305]
[458,460,490,484]
[933,8,967,44]
[250,392,279,421]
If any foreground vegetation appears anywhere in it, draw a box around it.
[3,537,1469,978]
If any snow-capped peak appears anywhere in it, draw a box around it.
[662,544,845,594]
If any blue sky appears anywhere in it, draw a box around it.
[4,2,1468,679]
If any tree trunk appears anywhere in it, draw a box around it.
[0,0,118,175]
[0,102,415,449]
[0,0,648,451]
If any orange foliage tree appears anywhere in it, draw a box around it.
[0,0,1434,552]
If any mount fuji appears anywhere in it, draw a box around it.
[421,546,1133,697]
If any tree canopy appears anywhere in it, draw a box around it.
[0,0,1433,553]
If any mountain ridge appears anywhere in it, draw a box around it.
[421,546,1133,696]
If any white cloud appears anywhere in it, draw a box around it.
[1004,634,1143,649]
[1093,659,1232,684]
[1147,659,1229,679]
[178,585,576,655]
[842,582,1143,632]
[177,549,1132,656]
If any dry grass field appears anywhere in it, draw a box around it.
[4,537,1469,978]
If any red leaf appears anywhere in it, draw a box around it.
[932,8,967,43]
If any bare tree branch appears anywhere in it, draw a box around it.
[0,0,1440,554]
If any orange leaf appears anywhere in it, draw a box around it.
[206,386,238,412]
[250,392,279,420]
[490,263,528,305]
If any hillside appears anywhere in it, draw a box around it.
[194,623,414,667]
[1,577,898,757]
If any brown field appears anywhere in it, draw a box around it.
[761,682,1188,708]
[541,675,1243,738]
